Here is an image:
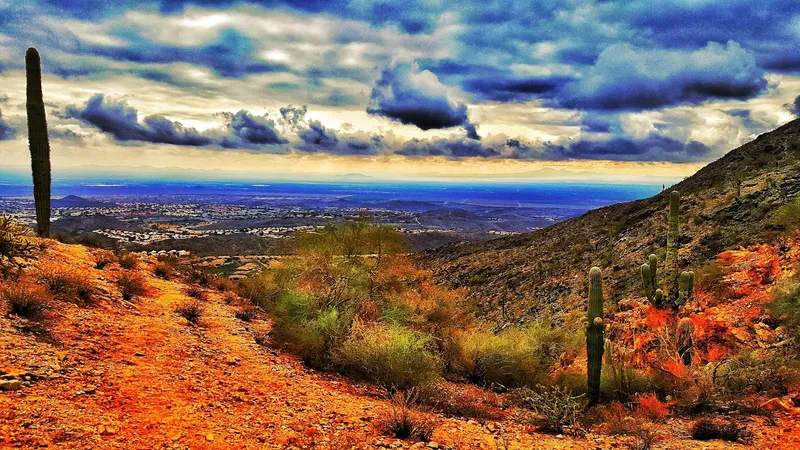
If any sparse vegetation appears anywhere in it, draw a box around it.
[374,390,437,442]
[116,252,138,270]
[152,261,175,279]
[690,418,749,442]
[184,285,208,301]
[37,262,95,305]
[1,283,51,319]
[0,216,39,276]
[175,299,204,324]
[235,305,260,322]
[116,271,148,301]
[512,386,584,432]
[92,249,116,270]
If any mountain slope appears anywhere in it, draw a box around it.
[418,119,800,321]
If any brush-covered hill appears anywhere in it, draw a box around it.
[418,119,800,321]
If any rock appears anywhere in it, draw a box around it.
[0,380,22,391]
[205,432,215,442]
[761,398,791,412]
[426,442,439,449]
[134,352,145,357]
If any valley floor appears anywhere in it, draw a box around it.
[1,242,798,449]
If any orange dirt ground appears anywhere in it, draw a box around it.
[1,241,798,449]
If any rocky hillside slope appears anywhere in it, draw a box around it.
[418,119,800,322]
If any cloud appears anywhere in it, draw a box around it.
[65,94,288,149]
[462,75,572,102]
[789,95,800,116]
[367,61,479,138]
[65,94,213,145]
[554,135,711,162]
[0,110,16,140]
[220,110,288,147]
[559,41,767,111]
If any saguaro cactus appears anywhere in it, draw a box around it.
[677,318,695,367]
[641,253,658,303]
[676,271,695,308]
[664,191,680,303]
[586,267,604,406]
[25,47,51,238]
[642,191,694,310]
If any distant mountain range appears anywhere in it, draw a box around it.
[51,195,113,208]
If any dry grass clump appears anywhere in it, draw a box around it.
[184,285,208,301]
[512,386,584,433]
[92,249,117,270]
[37,262,95,306]
[690,418,750,442]
[1,283,51,320]
[374,390,437,442]
[235,305,261,322]
[116,271,148,301]
[175,299,205,324]
[415,382,505,420]
[116,252,138,270]
[152,261,175,279]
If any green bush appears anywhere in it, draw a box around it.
[335,321,441,390]
[455,321,580,389]
[769,280,800,347]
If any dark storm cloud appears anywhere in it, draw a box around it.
[554,135,711,162]
[0,110,16,140]
[462,76,572,102]
[367,62,479,138]
[557,42,767,111]
[65,94,288,148]
[65,94,213,145]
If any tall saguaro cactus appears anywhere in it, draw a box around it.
[664,191,680,302]
[25,47,51,238]
[586,267,604,406]
[641,191,693,310]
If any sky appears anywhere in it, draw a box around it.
[0,0,799,182]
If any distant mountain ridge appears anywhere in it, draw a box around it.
[52,195,112,208]
[418,119,800,322]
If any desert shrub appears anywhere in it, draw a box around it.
[629,424,663,450]
[0,216,38,275]
[184,285,208,301]
[152,261,175,279]
[773,193,800,232]
[37,263,95,305]
[175,299,204,324]
[690,418,749,442]
[184,268,212,287]
[512,386,584,432]
[711,349,799,397]
[209,275,236,292]
[92,249,116,270]
[597,402,644,436]
[374,390,437,442]
[694,260,729,300]
[769,280,800,348]
[235,305,261,322]
[415,382,505,420]
[335,321,441,390]
[455,321,580,389]
[236,273,279,309]
[1,283,51,319]
[634,394,669,423]
[601,341,655,401]
[116,271,148,301]
[116,252,138,270]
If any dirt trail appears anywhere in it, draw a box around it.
[0,242,795,449]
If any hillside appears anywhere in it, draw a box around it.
[418,119,800,321]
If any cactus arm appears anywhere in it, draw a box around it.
[641,263,653,302]
[25,48,51,238]
[586,267,604,406]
